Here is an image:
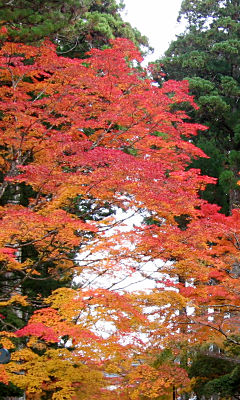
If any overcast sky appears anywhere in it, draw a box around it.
[122,0,185,62]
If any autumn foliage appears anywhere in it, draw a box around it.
[0,37,240,399]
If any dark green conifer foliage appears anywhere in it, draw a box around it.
[189,353,240,399]
[0,0,150,56]
[155,0,240,214]
[154,5,240,396]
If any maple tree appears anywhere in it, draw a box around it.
[0,32,239,399]
[123,204,240,398]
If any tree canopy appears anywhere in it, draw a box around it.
[154,0,240,214]
[0,0,151,56]
[0,36,215,399]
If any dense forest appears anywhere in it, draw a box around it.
[0,1,239,399]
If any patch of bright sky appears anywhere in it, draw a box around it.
[77,208,167,292]
[122,0,186,63]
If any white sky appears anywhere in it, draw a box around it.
[121,0,185,62]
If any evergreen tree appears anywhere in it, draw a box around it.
[0,0,151,57]
[154,0,240,214]
[189,352,240,399]
[152,3,240,398]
